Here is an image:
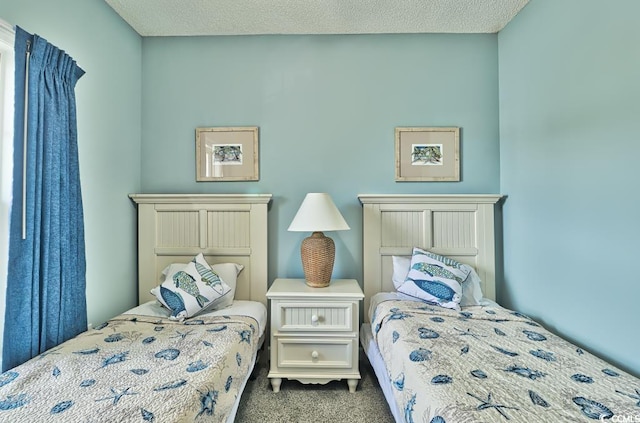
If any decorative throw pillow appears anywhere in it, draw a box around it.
[397,247,471,310]
[158,257,244,309]
[151,253,234,320]
[392,254,484,306]
[206,262,243,309]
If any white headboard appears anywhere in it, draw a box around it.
[359,194,502,316]
[129,194,272,307]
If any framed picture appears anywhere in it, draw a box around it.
[395,127,460,182]
[196,126,259,181]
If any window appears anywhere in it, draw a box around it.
[0,19,15,370]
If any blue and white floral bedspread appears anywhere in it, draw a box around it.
[0,313,259,422]
[372,300,640,422]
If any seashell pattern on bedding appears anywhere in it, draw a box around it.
[372,299,640,422]
[0,313,259,422]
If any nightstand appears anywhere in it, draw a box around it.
[267,278,364,393]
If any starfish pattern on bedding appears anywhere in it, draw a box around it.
[454,327,488,340]
[36,347,63,360]
[616,388,640,406]
[96,387,138,405]
[467,392,519,420]
[171,329,194,340]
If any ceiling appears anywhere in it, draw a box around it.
[105,0,530,37]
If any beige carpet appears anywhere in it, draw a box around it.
[235,351,396,422]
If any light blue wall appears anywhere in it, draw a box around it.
[499,0,640,376]
[5,0,636,379]
[141,34,500,285]
[0,0,143,325]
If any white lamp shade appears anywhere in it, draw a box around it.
[288,193,350,232]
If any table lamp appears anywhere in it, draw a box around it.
[288,193,350,287]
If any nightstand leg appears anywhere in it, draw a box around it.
[270,378,282,393]
[347,379,358,393]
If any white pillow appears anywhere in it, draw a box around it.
[459,264,484,306]
[392,255,411,290]
[392,254,484,306]
[397,247,471,310]
[151,253,242,320]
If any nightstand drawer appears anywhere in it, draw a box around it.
[274,302,354,332]
[276,338,354,369]
[267,279,364,392]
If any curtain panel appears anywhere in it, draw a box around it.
[2,26,86,371]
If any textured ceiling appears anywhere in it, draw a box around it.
[105,0,530,36]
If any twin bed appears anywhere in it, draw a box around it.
[1,193,638,422]
[358,194,640,422]
[0,194,271,422]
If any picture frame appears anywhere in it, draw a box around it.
[196,126,259,181]
[395,127,460,182]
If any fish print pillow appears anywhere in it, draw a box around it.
[392,254,484,306]
[159,259,243,308]
[151,253,233,320]
[206,261,243,309]
[397,247,471,310]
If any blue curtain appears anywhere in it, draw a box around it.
[2,27,86,371]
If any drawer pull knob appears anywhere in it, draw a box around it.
[311,350,319,359]
[311,315,319,325]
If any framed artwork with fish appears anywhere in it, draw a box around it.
[395,127,460,181]
[196,126,259,181]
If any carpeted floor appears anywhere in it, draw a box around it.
[235,350,396,422]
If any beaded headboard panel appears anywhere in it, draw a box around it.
[129,194,271,306]
[359,194,502,317]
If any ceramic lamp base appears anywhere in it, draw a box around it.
[300,231,335,288]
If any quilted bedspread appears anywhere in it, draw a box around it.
[0,313,259,422]
[372,299,640,422]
